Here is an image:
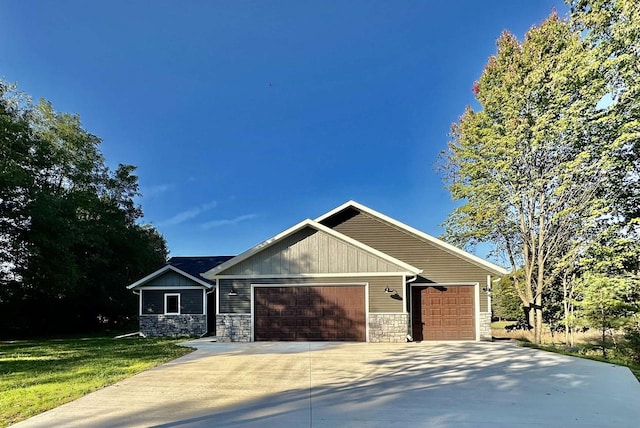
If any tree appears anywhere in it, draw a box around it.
[492,274,522,321]
[440,13,614,343]
[0,81,35,287]
[577,273,639,357]
[570,0,640,228]
[0,80,168,336]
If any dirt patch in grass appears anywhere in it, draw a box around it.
[0,336,193,427]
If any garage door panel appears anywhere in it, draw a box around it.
[412,285,475,341]
[255,286,365,341]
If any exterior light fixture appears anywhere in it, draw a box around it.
[384,287,395,294]
[228,287,238,297]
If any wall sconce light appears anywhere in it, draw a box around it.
[384,286,402,301]
[228,287,238,296]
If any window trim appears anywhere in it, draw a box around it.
[164,293,181,315]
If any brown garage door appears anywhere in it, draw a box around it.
[411,285,475,340]
[255,286,366,341]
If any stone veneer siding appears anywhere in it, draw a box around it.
[216,314,252,342]
[368,313,409,343]
[140,314,206,337]
[479,312,492,341]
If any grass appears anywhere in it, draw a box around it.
[518,342,640,382]
[0,336,194,427]
[492,321,640,382]
[490,320,512,329]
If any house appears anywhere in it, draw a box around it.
[126,256,233,336]
[127,201,507,342]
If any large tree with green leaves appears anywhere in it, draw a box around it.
[0,80,168,337]
[440,12,615,343]
[571,0,639,226]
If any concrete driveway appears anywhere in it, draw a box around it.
[12,340,640,428]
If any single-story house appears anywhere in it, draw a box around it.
[127,201,508,342]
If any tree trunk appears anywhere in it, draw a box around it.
[569,299,575,347]
[524,304,535,329]
[601,306,607,358]
[535,294,543,344]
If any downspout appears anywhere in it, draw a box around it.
[203,287,216,337]
[405,274,418,304]
[131,291,146,337]
[405,275,418,342]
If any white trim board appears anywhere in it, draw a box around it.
[127,264,214,289]
[212,272,411,279]
[164,293,181,315]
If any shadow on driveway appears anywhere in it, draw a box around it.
[13,341,640,428]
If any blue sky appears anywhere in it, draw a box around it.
[1,1,564,260]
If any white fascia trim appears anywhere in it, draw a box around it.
[315,200,509,276]
[212,272,412,279]
[127,265,214,289]
[203,218,313,278]
[134,285,208,291]
[203,218,421,278]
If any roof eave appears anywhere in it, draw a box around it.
[127,265,214,290]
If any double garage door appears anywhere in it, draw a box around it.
[255,286,366,341]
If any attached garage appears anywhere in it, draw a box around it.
[254,285,366,341]
[411,285,475,341]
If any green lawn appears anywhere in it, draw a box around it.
[0,337,194,427]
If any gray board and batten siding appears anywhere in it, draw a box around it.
[140,270,206,315]
[145,270,204,287]
[222,226,410,276]
[321,208,495,312]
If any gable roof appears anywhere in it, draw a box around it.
[315,200,508,276]
[126,264,213,289]
[202,218,422,278]
[126,256,234,290]
[168,256,234,283]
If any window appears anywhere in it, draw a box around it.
[164,293,180,315]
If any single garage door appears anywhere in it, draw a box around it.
[255,286,366,341]
[411,285,475,340]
